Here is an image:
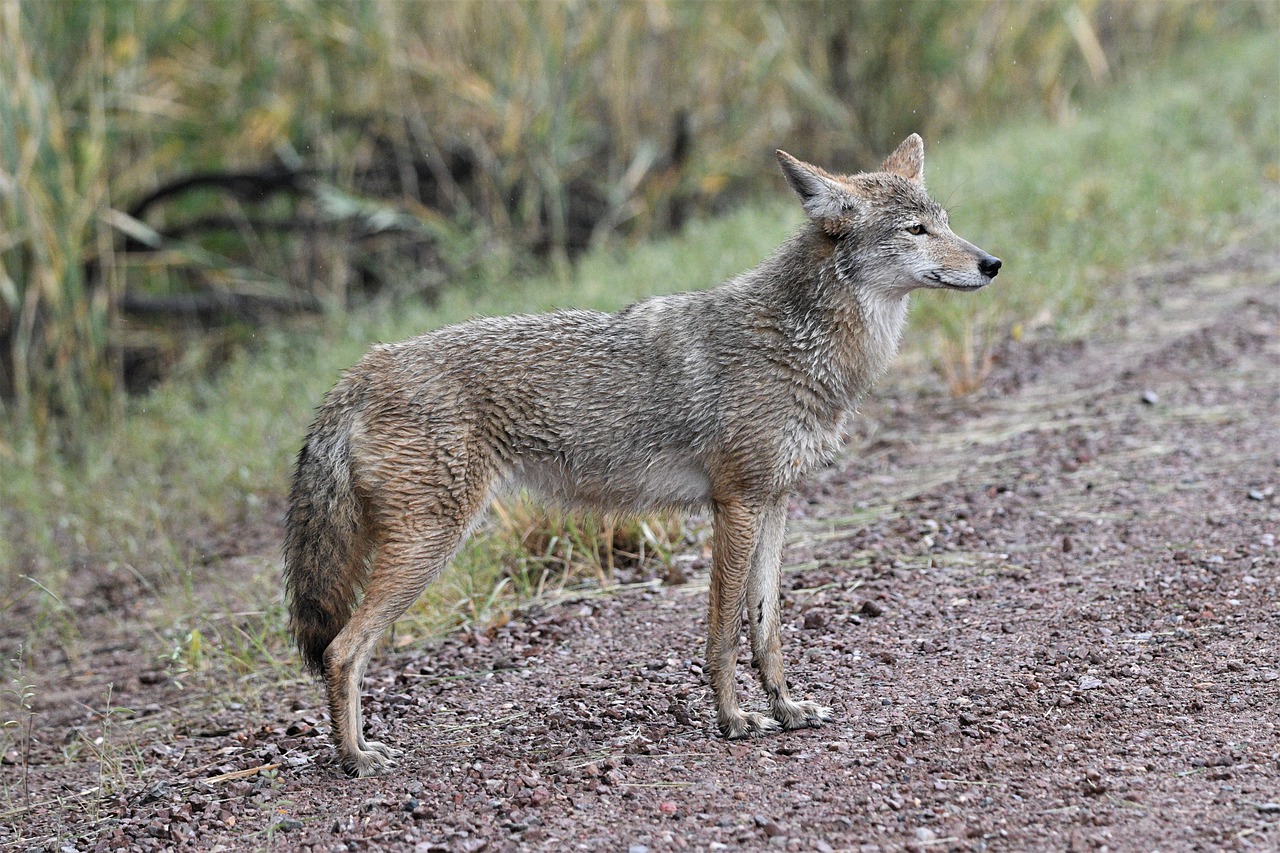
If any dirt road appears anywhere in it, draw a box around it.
[6,246,1278,851]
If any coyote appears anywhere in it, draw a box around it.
[285,134,1000,776]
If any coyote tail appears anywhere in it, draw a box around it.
[283,386,369,675]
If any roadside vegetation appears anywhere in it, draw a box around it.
[2,0,1269,442]
[1,7,1277,750]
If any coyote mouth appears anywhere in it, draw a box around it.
[923,271,990,290]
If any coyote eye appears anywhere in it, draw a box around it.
[906,223,927,236]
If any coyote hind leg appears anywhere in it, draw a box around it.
[323,527,462,777]
[324,448,490,777]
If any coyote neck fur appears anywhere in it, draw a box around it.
[742,225,910,417]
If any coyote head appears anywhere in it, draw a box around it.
[776,135,1001,295]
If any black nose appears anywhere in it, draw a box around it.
[979,255,1002,278]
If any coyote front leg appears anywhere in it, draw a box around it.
[707,498,782,738]
[746,500,833,730]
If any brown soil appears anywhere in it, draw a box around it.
[4,247,1278,852]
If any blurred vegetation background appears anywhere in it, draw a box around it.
[2,0,1273,453]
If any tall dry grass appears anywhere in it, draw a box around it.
[0,0,1272,449]
[0,1,118,440]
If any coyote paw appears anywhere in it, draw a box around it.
[772,699,834,731]
[364,740,402,761]
[341,742,400,777]
[719,710,784,740]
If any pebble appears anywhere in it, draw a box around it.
[1082,769,1108,796]
[754,816,786,837]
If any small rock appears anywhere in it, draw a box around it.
[1255,803,1280,813]
[273,818,303,833]
[628,846,649,853]
[860,600,885,618]
[658,801,678,815]
[1140,389,1159,405]
[136,781,173,804]
[1082,770,1108,796]
[915,827,937,843]
[756,816,785,837]
[804,610,826,630]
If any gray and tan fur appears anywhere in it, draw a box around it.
[284,135,1001,776]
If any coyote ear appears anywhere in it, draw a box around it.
[881,133,924,185]
[776,150,857,219]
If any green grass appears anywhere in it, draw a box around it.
[1,31,1277,682]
